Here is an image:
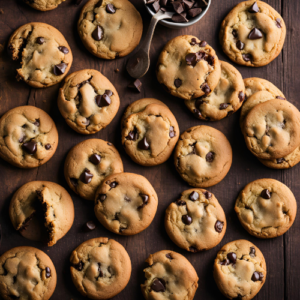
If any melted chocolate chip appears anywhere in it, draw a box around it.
[189,191,199,201]
[242,53,252,62]
[275,18,282,28]
[151,278,166,292]
[58,46,69,54]
[85,221,96,231]
[79,168,93,184]
[215,220,224,233]
[189,246,198,253]
[193,109,202,118]
[138,194,149,209]
[276,158,284,164]
[92,25,104,41]
[239,91,245,102]
[95,0,103,7]
[176,199,186,206]
[174,78,182,88]
[169,126,176,138]
[172,1,184,14]
[250,247,256,257]
[74,261,84,271]
[206,151,215,163]
[261,189,271,199]
[126,128,139,141]
[201,83,211,95]
[45,144,51,150]
[220,103,229,110]
[220,258,230,266]
[37,37,45,44]
[203,191,212,199]
[236,40,245,50]
[227,252,237,264]
[186,53,198,67]
[98,263,103,277]
[190,38,198,46]
[89,154,101,165]
[106,3,116,13]
[138,137,150,150]
[252,271,264,281]
[45,267,51,278]
[182,215,192,225]
[248,28,263,39]
[53,63,67,75]
[248,2,259,13]
[22,141,37,154]
[96,94,111,107]
[98,194,107,202]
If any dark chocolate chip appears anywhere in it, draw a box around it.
[58,46,69,54]
[152,1,160,12]
[45,144,51,150]
[174,78,182,88]
[33,119,40,126]
[128,79,142,92]
[205,151,215,162]
[189,191,199,201]
[166,253,172,259]
[151,278,166,292]
[124,196,131,202]
[169,126,176,138]
[227,252,237,264]
[201,83,211,95]
[85,221,96,231]
[276,158,284,164]
[186,53,198,67]
[22,141,37,155]
[138,137,150,150]
[176,199,186,206]
[37,37,45,44]
[203,191,212,199]
[107,142,112,146]
[220,103,229,110]
[79,168,93,184]
[89,154,101,165]
[105,89,113,97]
[236,40,245,50]
[172,1,184,14]
[182,215,192,225]
[183,0,194,9]
[53,63,67,75]
[193,0,207,8]
[250,246,256,257]
[106,3,116,13]
[98,263,103,277]
[190,38,198,45]
[199,40,207,47]
[19,135,25,143]
[160,0,168,6]
[98,194,107,202]
[171,12,189,23]
[70,178,78,187]
[193,109,202,118]
[232,30,238,38]
[45,267,51,278]
[215,220,224,233]
[188,7,202,18]
[275,18,282,28]
[189,246,198,252]
[242,53,252,62]
[195,98,204,108]
[239,91,245,102]
[96,94,111,107]
[220,258,230,266]
[126,128,139,141]
[248,28,263,39]
[95,0,103,7]
[92,25,104,41]
[248,2,259,13]
[140,194,149,204]
[74,261,84,271]
[276,96,285,100]
[261,189,271,199]
[252,271,264,281]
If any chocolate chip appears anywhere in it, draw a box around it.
[227,252,237,264]
[206,151,215,163]
[166,253,172,259]
[174,78,182,88]
[176,199,186,206]
[124,196,131,202]
[199,40,207,47]
[128,79,142,92]
[74,261,84,271]
[89,154,101,165]
[98,263,103,277]
[45,144,51,150]
[276,96,285,100]
[182,215,192,225]
[126,128,139,141]
[193,109,202,118]
[193,0,208,9]
[252,271,264,281]
[58,46,69,55]
[171,13,189,23]
[203,191,212,199]
[188,7,202,18]
[45,267,51,278]
[19,135,25,143]
[79,168,93,184]
[138,137,150,150]
[98,194,107,202]
[220,103,229,110]
[232,30,238,38]
[151,278,166,292]
[138,194,149,209]
[261,189,271,199]
[248,2,259,13]
[53,63,67,75]
[190,38,198,45]
[172,1,184,14]
[160,0,168,7]
[109,181,118,188]
[85,221,96,231]
[169,126,175,138]
[238,91,245,102]
[189,191,199,201]
[242,53,252,62]
[236,40,245,50]
[275,18,282,28]
[195,98,204,108]
[276,158,284,164]
[220,258,230,265]
[183,0,194,9]
[92,25,104,41]
[95,0,103,7]
[33,119,40,126]
[250,247,256,257]
[96,94,111,107]
[105,90,113,97]
[186,53,198,67]
[107,142,112,146]
[37,37,45,44]
[215,220,224,233]
[70,178,78,187]
[152,1,160,12]
[189,246,198,252]
[201,83,211,95]
[248,28,263,39]
[22,141,37,154]
[106,3,116,13]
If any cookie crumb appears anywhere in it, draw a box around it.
[0,9,3,14]
[115,68,119,73]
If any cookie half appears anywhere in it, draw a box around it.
[70,237,131,299]
[0,246,57,300]
[213,240,267,300]
[185,61,245,121]
[174,125,232,187]
[64,139,123,201]
[156,35,221,100]
[22,0,65,11]
[165,188,226,252]
[8,22,72,88]
[58,69,120,134]
[220,0,286,67]
[141,250,198,300]
[0,106,58,168]
[94,172,158,235]
[235,178,297,238]
[78,0,143,59]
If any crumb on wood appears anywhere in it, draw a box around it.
[115,68,119,73]
[0,9,3,14]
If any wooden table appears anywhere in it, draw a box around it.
[0,0,299,299]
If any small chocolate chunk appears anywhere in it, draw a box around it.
[172,1,184,14]
[172,13,189,23]
[152,1,160,12]
[261,189,271,199]
[193,109,202,118]
[193,0,207,9]
[98,194,107,202]
[176,199,186,206]
[206,151,215,162]
[183,0,194,9]
[248,2,259,13]
[74,261,84,271]
[215,220,224,233]
[53,63,67,75]
[189,191,199,201]
[220,103,229,110]
[182,215,192,225]
[199,40,207,47]
[108,181,118,188]
[174,78,182,88]
[37,37,45,44]
[220,258,230,266]
[140,194,149,204]
[85,221,96,231]
[98,263,103,277]
[96,94,111,107]
[227,252,237,264]
[89,154,101,165]
[45,144,51,150]
[275,18,282,28]
[70,178,78,187]
[105,89,113,97]
[238,91,245,102]
[248,28,263,39]
[45,267,51,278]
[276,158,284,164]
[190,38,198,45]
[22,141,37,155]
[138,137,150,150]
[195,98,204,108]
[126,128,139,141]
[242,53,252,62]
[188,7,202,18]
[92,25,104,41]
[151,278,166,292]
[166,253,172,259]
[276,96,285,100]
[186,53,198,67]
[58,46,69,54]
[203,191,212,199]
[250,246,256,257]
[128,79,142,92]
[236,40,245,50]
[232,30,238,38]
[160,0,168,6]
[80,168,93,184]
[252,271,264,281]
[106,3,116,13]
[201,83,211,95]
[169,126,176,138]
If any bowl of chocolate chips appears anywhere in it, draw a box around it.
[145,0,210,29]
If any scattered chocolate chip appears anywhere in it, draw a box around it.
[124,196,131,202]
[176,199,186,206]
[182,215,192,225]
[89,154,101,165]
[169,126,176,138]
[152,1,160,12]
[189,191,199,201]
[248,28,263,39]
[261,189,271,199]
[276,158,284,164]
[98,194,107,202]
[172,1,184,14]
[45,144,51,150]
[37,37,45,44]
[172,13,189,23]
[203,191,212,199]
[33,119,40,126]
[105,90,113,97]
[193,108,202,118]
[276,96,285,100]
[58,46,69,54]
[232,30,238,38]
[248,2,259,13]
[238,91,245,102]
[275,18,282,28]
[138,137,150,150]
[96,94,111,107]
[126,128,139,141]
[151,278,166,292]
[190,38,198,45]
[166,253,172,259]
[85,221,96,231]
[215,220,224,233]
[53,63,67,75]
[106,3,116,13]
[227,252,237,264]
[45,267,51,278]
[109,181,118,188]
[186,53,198,67]
[92,25,104,41]
[206,151,215,163]
[174,78,182,88]
[242,53,252,62]
[250,247,256,257]
[22,141,37,155]
[199,40,207,47]
[128,79,142,92]
[70,178,78,187]
[220,103,229,110]
[252,271,264,281]
[219,258,230,265]
[189,246,198,252]
[74,261,84,271]
[188,7,202,18]
[236,40,245,50]
[201,83,211,95]
[79,168,93,184]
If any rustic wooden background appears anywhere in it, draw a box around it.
[0,0,299,299]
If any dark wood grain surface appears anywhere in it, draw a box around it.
[0,0,299,299]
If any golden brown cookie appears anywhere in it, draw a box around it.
[22,0,65,11]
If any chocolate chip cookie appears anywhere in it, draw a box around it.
[243,99,300,160]
[8,22,72,88]
[58,69,120,134]
[78,0,143,59]
[220,1,286,67]
[185,61,245,121]
[70,237,131,299]
[141,250,198,300]
[0,106,58,168]
[165,189,226,252]
[121,98,179,166]
[174,125,232,187]
[94,172,158,235]
[0,246,57,300]
[9,181,74,246]
[213,240,267,300]
[22,0,65,11]
[156,35,221,100]
[64,139,123,201]
[235,179,297,238]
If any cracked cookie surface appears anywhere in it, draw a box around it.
[94,172,158,235]
[70,237,131,299]
[78,0,143,59]
[0,106,58,168]
[157,35,221,100]
[165,188,226,252]
[220,0,286,67]
[185,61,245,121]
[141,250,198,300]
[213,240,267,300]
[9,181,74,246]
[0,246,57,300]
[64,139,123,201]
[58,69,120,134]
[8,22,72,88]
[235,179,297,238]
[22,0,65,11]
[174,125,232,188]
[121,98,179,166]
[243,99,300,159]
